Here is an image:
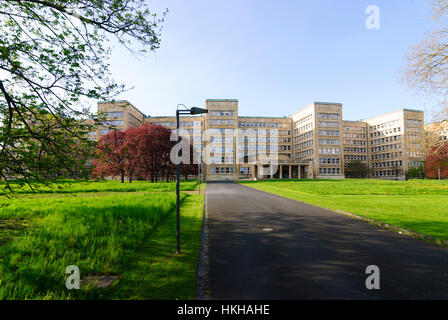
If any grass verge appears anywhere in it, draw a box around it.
[0,181,204,300]
[240,179,448,240]
[106,193,204,300]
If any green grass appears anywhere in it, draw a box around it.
[2,179,199,196]
[240,179,448,240]
[106,194,204,300]
[0,180,204,300]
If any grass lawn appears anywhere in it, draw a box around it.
[0,180,204,300]
[240,179,448,240]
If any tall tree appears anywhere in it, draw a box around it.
[93,124,176,183]
[344,160,370,179]
[425,141,448,178]
[0,0,165,192]
[93,129,127,183]
[403,0,448,99]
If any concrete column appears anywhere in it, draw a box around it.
[298,166,301,179]
[289,165,292,179]
[280,165,283,179]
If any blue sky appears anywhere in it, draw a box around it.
[107,0,437,120]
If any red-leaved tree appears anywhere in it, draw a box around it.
[425,142,448,179]
[92,130,127,182]
[93,124,177,182]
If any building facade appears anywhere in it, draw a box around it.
[93,99,425,181]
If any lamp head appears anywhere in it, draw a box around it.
[190,107,208,115]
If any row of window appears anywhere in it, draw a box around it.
[344,126,367,132]
[405,119,423,126]
[371,152,403,160]
[100,129,124,135]
[344,155,367,161]
[104,111,124,118]
[409,160,424,167]
[371,135,402,145]
[344,147,367,153]
[319,158,341,164]
[239,145,280,151]
[295,123,313,133]
[371,161,403,168]
[238,137,279,143]
[319,139,340,145]
[319,130,340,137]
[238,122,283,128]
[295,131,314,142]
[209,146,235,153]
[209,157,235,164]
[210,167,235,174]
[371,144,402,153]
[344,140,366,146]
[295,140,314,149]
[153,121,203,127]
[210,110,234,117]
[372,170,402,177]
[319,148,341,155]
[370,120,401,131]
[319,167,341,175]
[370,127,402,138]
[294,114,313,127]
[344,133,365,138]
[210,119,234,125]
[295,149,313,158]
[318,121,340,128]
[317,113,340,120]
[240,167,251,175]
[102,120,124,126]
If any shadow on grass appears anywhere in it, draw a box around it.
[103,194,204,300]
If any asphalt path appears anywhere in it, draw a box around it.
[206,182,448,299]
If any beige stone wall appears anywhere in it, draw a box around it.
[204,100,238,180]
[362,109,424,179]
[97,101,145,136]
[342,121,368,176]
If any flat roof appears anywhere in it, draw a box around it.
[98,100,147,118]
[206,99,239,102]
[361,108,424,121]
[145,116,204,119]
[343,120,367,124]
[238,116,290,120]
[314,102,343,106]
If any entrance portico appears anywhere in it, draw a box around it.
[245,160,312,180]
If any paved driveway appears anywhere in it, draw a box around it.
[206,182,448,299]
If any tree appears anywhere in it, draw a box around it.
[180,143,200,181]
[406,166,426,180]
[93,129,127,183]
[0,1,165,192]
[93,124,176,183]
[132,124,172,182]
[425,141,448,178]
[344,160,369,179]
[403,1,448,99]
[122,126,142,183]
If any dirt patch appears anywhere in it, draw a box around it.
[0,219,30,246]
[81,275,120,288]
[0,219,28,230]
[182,191,200,195]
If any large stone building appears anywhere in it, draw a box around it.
[92,99,425,181]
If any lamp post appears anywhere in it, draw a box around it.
[176,104,208,254]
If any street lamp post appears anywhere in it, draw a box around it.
[176,104,208,254]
